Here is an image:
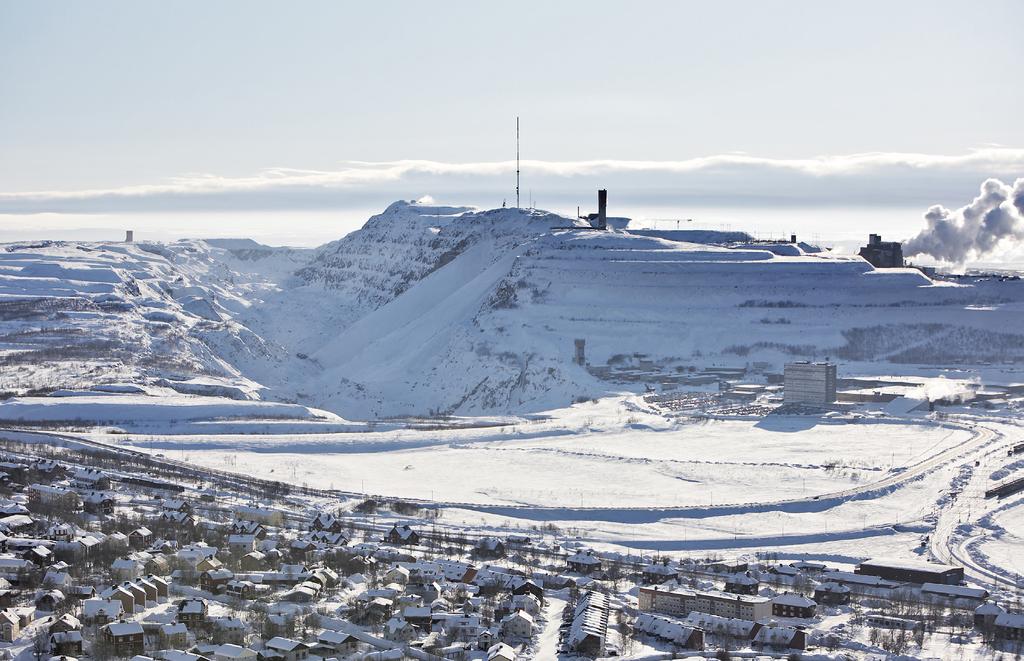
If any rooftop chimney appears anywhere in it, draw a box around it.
[597,189,607,230]
[125,230,134,243]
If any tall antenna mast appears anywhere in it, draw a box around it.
[516,116,520,209]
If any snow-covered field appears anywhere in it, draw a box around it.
[111,411,969,508]
[56,397,1009,572]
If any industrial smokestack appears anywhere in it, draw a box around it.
[597,189,607,230]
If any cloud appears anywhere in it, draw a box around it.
[2,148,1023,214]
[904,177,1024,263]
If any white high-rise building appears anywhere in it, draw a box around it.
[784,362,837,405]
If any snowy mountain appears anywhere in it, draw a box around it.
[2,202,1023,420]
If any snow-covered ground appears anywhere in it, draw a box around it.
[106,410,969,507]
[39,394,1011,591]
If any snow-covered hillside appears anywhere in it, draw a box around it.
[2,201,1024,419]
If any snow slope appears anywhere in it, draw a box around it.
[2,202,1024,419]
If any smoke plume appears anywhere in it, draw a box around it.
[904,178,1024,263]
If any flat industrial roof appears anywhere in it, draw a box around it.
[860,557,961,573]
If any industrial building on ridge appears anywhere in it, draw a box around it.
[859,234,904,268]
[784,361,837,405]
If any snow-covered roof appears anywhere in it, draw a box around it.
[634,612,698,644]
[318,630,356,645]
[753,624,799,645]
[83,599,123,617]
[996,612,1024,629]
[106,621,144,636]
[859,556,961,573]
[265,637,308,652]
[921,582,988,600]
[772,592,816,608]
[213,644,254,659]
[975,602,1005,615]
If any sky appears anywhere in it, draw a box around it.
[1,1,1022,249]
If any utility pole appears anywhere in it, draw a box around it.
[516,116,520,209]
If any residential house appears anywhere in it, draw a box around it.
[642,562,678,585]
[634,612,704,650]
[200,568,234,594]
[177,597,209,627]
[507,594,541,617]
[995,612,1024,641]
[161,622,189,648]
[50,630,84,656]
[81,598,123,626]
[308,567,339,588]
[119,581,147,610]
[500,610,533,641]
[162,499,193,514]
[723,573,759,596]
[383,617,416,643]
[567,550,602,576]
[263,637,310,661]
[209,617,248,645]
[239,552,266,571]
[146,574,170,599]
[0,609,19,642]
[225,580,256,599]
[753,624,807,651]
[475,537,505,559]
[771,593,817,618]
[309,513,343,533]
[135,577,159,605]
[508,578,543,602]
[35,589,65,611]
[230,521,266,539]
[71,468,111,490]
[24,545,54,568]
[227,535,257,555]
[129,527,153,549]
[314,630,359,658]
[213,644,257,661]
[402,606,432,630]
[102,621,145,657]
[100,585,135,614]
[384,525,419,546]
[384,566,410,586]
[48,614,81,635]
[83,492,116,516]
[813,582,851,606]
[486,642,516,661]
[975,603,1005,630]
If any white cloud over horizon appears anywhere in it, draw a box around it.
[3,148,1023,215]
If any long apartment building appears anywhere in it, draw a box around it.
[639,586,772,621]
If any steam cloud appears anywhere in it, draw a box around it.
[904,177,1024,263]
